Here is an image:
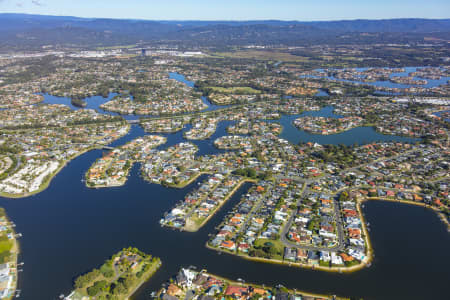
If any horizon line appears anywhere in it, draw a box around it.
[1,12,449,23]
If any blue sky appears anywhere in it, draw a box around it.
[0,0,449,20]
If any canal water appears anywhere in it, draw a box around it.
[2,71,446,299]
[41,88,419,147]
[0,118,446,299]
[433,110,450,123]
[315,89,329,97]
[41,72,227,120]
[168,72,226,112]
[308,67,450,89]
[267,106,418,145]
[0,131,448,299]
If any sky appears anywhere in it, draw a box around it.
[0,0,449,21]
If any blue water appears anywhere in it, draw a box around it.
[153,120,236,156]
[41,93,117,112]
[169,72,230,111]
[315,89,330,97]
[168,72,195,88]
[307,67,450,89]
[266,106,419,145]
[433,110,450,122]
[281,123,418,146]
[41,93,145,121]
[0,64,444,300]
[299,105,342,118]
[0,94,444,300]
[0,134,447,299]
[41,72,228,120]
[41,90,419,147]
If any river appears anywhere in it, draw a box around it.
[269,106,418,145]
[0,120,446,299]
[309,67,450,89]
[0,130,448,299]
[41,72,227,120]
[0,73,446,299]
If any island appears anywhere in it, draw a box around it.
[0,28,448,299]
[64,247,161,300]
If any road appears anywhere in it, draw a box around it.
[277,149,418,252]
[236,185,274,235]
[279,183,345,252]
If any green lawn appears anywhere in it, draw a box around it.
[73,248,161,300]
[253,238,285,260]
[211,50,310,62]
[0,240,13,253]
[207,86,261,94]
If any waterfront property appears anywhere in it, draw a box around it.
[86,135,167,187]
[0,208,18,300]
[0,120,130,197]
[0,52,448,300]
[160,174,247,232]
[157,267,349,300]
[64,247,161,300]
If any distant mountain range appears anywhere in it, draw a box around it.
[0,13,449,50]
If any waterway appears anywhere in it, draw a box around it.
[268,106,418,145]
[40,89,419,147]
[315,89,329,97]
[42,72,417,147]
[433,110,450,123]
[310,66,450,89]
[1,71,445,299]
[168,72,227,112]
[41,92,144,121]
[41,72,227,120]
[0,128,448,299]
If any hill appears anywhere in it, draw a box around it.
[0,14,449,50]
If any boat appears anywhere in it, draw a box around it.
[71,98,87,108]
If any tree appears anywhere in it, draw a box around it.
[74,269,101,289]
[112,281,128,295]
[0,251,11,264]
[100,262,114,278]
[87,280,108,296]
[339,191,349,202]
[123,160,131,171]
[247,168,257,178]
[123,275,135,290]
[233,167,258,179]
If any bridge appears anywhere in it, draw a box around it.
[100,146,114,150]
[127,119,140,124]
[92,144,114,150]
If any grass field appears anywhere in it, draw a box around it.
[254,238,285,252]
[211,50,310,62]
[96,44,137,50]
[253,238,285,260]
[0,240,12,253]
[207,86,261,94]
